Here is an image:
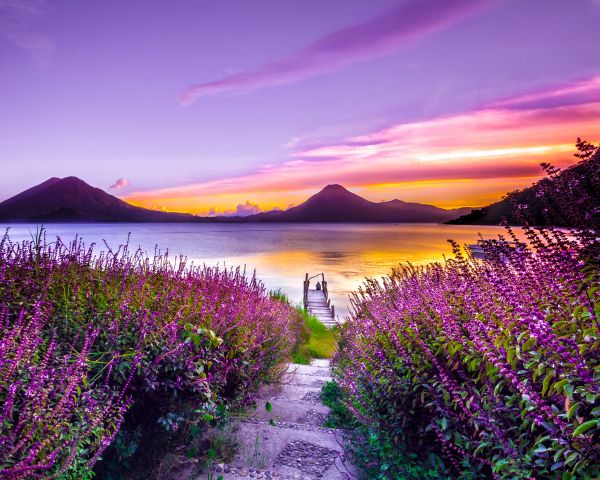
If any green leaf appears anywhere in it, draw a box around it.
[265,401,272,413]
[440,417,448,430]
[563,383,573,400]
[493,459,510,473]
[572,420,598,437]
[567,402,580,419]
[506,347,515,366]
[564,451,578,466]
[542,371,554,396]
[494,381,504,397]
[522,337,536,352]
[553,378,568,394]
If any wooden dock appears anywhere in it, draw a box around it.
[303,273,337,328]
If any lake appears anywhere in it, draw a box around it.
[0,223,519,317]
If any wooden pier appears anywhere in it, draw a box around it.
[303,273,337,328]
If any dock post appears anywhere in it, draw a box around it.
[303,273,309,309]
[331,305,335,318]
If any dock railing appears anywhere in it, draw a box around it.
[304,272,335,318]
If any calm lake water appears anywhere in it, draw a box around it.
[1,223,520,317]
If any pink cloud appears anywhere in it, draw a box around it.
[109,177,131,189]
[490,76,600,111]
[179,0,496,105]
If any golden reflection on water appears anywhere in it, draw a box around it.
[217,224,527,317]
[3,223,525,317]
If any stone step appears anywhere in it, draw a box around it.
[208,422,355,480]
[199,360,358,480]
[285,363,331,376]
[258,385,326,404]
[280,373,332,387]
[249,398,329,424]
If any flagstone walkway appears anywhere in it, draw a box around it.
[207,359,357,480]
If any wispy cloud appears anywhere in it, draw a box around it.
[130,76,600,212]
[110,177,131,190]
[0,0,55,67]
[179,0,497,105]
[491,76,600,111]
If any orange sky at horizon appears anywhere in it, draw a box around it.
[126,174,557,214]
[124,145,589,215]
[124,77,600,216]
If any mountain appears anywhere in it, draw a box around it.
[0,177,198,222]
[0,179,471,224]
[241,184,471,223]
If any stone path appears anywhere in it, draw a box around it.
[207,359,357,480]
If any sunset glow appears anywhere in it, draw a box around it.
[2,2,599,478]
[1,0,599,216]
[127,77,600,214]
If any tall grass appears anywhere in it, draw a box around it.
[292,309,336,364]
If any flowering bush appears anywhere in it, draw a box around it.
[0,305,126,479]
[0,233,304,477]
[334,226,599,479]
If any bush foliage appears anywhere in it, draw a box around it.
[335,226,599,479]
[0,234,305,478]
[334,145,600,479]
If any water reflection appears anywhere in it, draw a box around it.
[318,251,355,264]
[2,223,524,317]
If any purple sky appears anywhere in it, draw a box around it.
[1,0,599,212]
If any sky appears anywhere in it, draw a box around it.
[1,0,599,215]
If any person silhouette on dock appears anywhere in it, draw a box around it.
[316,281,322,291]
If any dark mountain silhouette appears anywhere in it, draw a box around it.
[447,151,599,226]
[0,178,471,223]
[0,177,198,222]
[240,184,471,223]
